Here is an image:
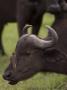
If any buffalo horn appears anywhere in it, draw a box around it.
[28,25,58,49]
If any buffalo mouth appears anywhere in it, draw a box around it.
[9,69,37,85]
[3,74,18,85]
[4,77,18,85]
[3,66,38,85]
[8,80,18,85]
[5,78,18,85]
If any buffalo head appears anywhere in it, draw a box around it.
[3,25,65,85]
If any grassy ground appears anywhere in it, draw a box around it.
[0,13,67,90]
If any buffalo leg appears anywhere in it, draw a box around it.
[17,4,33,36]
[32,18,42,35]
[32,9,44,35]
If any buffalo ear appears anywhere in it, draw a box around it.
[44,48,67,75]
[50,48,67,62]
[45,47,67,61]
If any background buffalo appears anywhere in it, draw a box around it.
[0,0,62,55]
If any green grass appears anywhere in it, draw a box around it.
[0,13,67,90]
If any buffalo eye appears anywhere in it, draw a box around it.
[19,50,31,56]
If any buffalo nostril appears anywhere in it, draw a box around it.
[3,72,11,80]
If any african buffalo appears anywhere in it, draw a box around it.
[0,0,67,55]
[3,25,67,85]
[0,0,61,55]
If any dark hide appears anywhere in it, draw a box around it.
[17,0,61,36]
[17,0,67,36]
[52,12,67,54]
